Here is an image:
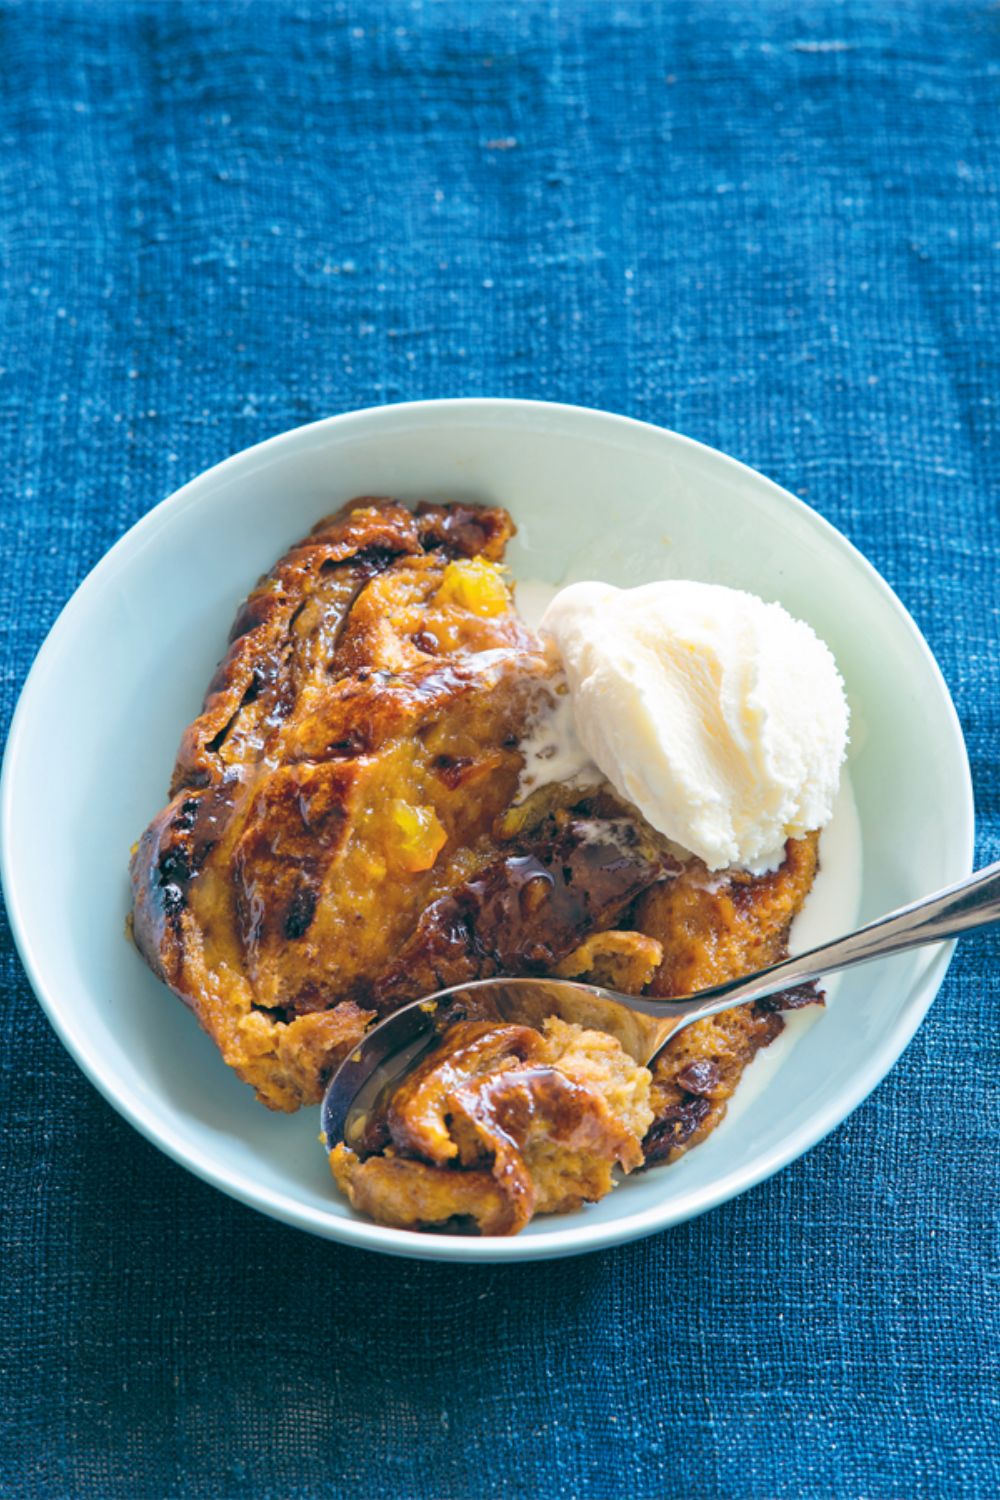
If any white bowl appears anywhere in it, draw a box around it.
[1,399,973,1263]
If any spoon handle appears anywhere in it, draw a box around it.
[642,859,1000,1027]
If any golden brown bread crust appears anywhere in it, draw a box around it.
[130,499,670,1111]
[131,491,823,1214]
[332,1018,652,1234]
[131,500,543,1108]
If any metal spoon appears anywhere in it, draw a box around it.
[322,860,1000,1152]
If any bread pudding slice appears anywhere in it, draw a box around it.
[130,499,669,1110]
[131,493,824,1232]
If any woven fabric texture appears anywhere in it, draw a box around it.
[1,2,997,1496]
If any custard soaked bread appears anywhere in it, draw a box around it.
[130,499,670,1111]
[131,497,822,1230]
[332,1017,654,1235]
[335,831,821,1232]
[633,832,820,1164]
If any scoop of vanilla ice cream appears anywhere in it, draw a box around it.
[540,580,848,872]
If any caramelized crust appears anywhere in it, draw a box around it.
[330,1151,513,1236]
[331,1017,653,1234]
[131,493,825,1223]
[337,834,822,1232]
[131,500,561,1109]
[374,815,672,1009]
[130,499,669,1111]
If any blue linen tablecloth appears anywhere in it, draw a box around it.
[1,2,997,1496]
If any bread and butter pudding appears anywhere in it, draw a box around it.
[331,1017,655,1236]
[130,496,847,1235]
